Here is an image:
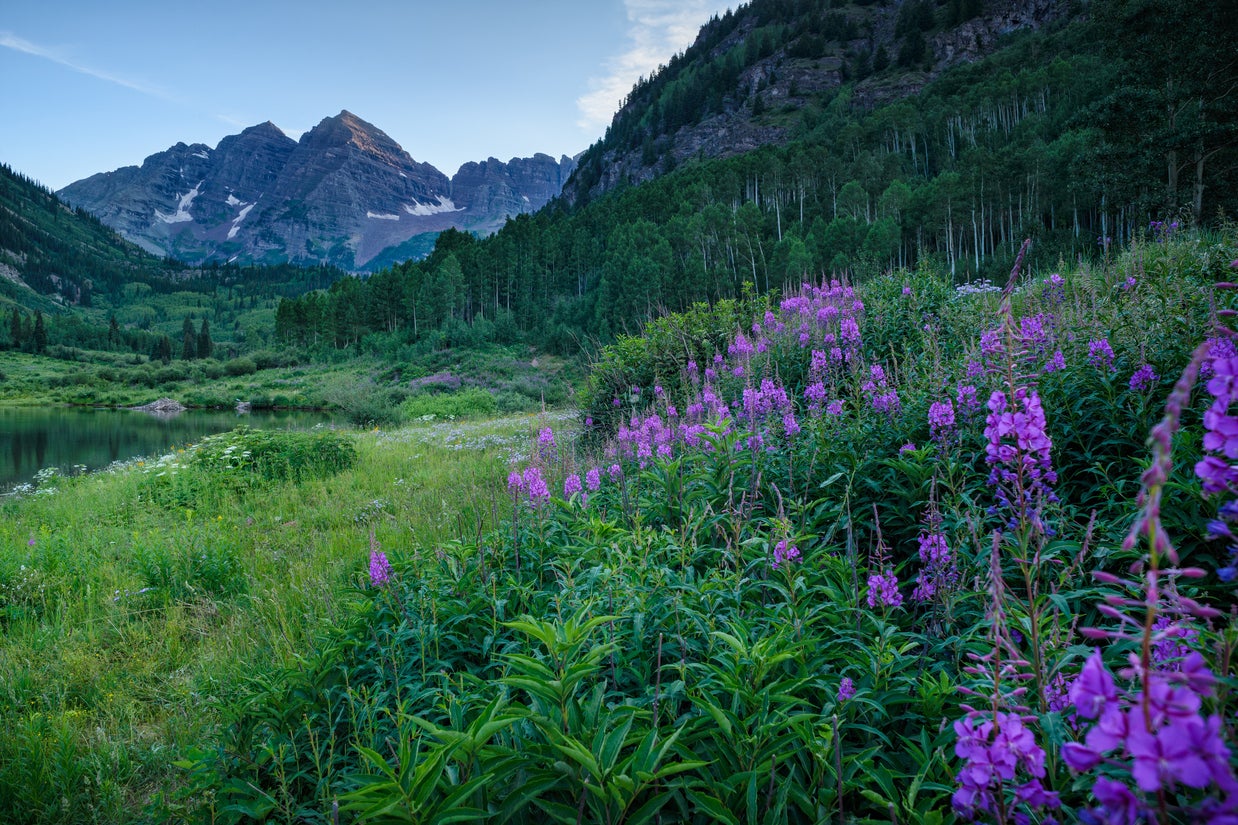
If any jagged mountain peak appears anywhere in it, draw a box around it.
[58,113,575,271]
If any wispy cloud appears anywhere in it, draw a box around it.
[0,31,176,101]
[577,0,732,133]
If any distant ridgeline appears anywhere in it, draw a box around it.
[273,0,1237,357]
[0,163,347,359]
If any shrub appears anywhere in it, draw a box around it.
[400,388,498,420]
[223,356,257,376]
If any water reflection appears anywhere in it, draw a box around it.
[0,406,334,492]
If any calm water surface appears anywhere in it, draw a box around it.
[0,406,334,493]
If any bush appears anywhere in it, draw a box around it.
[400,388,498,420]
[223,357,257,376]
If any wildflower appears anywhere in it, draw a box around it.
[956,384,980,414]
[521,466,550,506]
[899,442,917,455]
[1129,363,1158,393]
[838,677,856,701]
[537,427,557,457]
[368,548,392,587]
[1088,338,1116,371]
[607,463,622,481]
[902,285,912,296]
[928,399,955,441]
[984,388,1057,530]
[563,474,583,501]
[1044,350,1066,373]
[826,400,845,416]
[507,470,525,496]
[952,712,1059,819]
[867,569,903,609]
[772,539,800,569]
[585,467,602,491]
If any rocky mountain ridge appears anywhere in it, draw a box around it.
[567,0,1072,202]
[59,111,576,272]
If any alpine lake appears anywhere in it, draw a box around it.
[0,405,334,493]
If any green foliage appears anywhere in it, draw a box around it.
[400,388,498,421]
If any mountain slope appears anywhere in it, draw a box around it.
[0,162,180,312]
[566,0,1071,203]
[60,112,576,272]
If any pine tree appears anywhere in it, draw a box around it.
[7,308,20,351]
[197,318,213,359]
[33,311,47,354]
[108,315,120,348]
[156,335,172,364]
[182,317,197,360]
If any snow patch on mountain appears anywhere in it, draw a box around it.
[155,182,203,224]
[366,211,400,221]
[404,197,461,216]
[227,203,255,239]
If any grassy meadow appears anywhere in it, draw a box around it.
[0,412,575,822]
[0,343,577,427]
[2,229,1238,823]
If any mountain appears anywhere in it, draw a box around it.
[59,111,576,272]
[566,0,1071,203]
[269,0,1237,358]
[0,162,182,312]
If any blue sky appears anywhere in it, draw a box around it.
[1,1,733,191]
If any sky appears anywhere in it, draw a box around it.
[1,1,733,192]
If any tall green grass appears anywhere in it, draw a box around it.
[0,414,555,823]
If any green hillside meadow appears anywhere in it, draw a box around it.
[1,228,1236,823]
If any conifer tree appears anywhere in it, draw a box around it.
[156,335,172,364]
[8,308,20,351]
[32,311,47,354]
[182,317,196,360]
[197,318,213,359]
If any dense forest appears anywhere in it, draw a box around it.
[273,0,1238,357]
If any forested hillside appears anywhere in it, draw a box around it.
[0,163,348,359]
[272,0,1238,357]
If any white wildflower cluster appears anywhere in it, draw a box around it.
[955,278,1002,296]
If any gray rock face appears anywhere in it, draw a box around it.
[59,111,574,271]
[567,0,1071,203]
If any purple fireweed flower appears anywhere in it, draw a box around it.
[1044,350,1066,373]
[1090,776,1141,825]
[984,388,1057,528]
[953,712,1059,820]
[827,400,845,416]
[521,466,550,506]
[607,463,622,481]
[772,539,800,569]
[902,285,912,296]
[912,530,956,603]
[585,467,601,491]
[867,569,903,608]
[838,677,856,701]
[899,442,917,455]
[1129,363,1158,393]
[369,548,392,587]
[1088,338,1116,371]
[1070,649,1118,721]
[929,399,956,440]
[966,359,985,380]
[957,384,980,413]
[563,473,583,500]
[507,470,525,496]
[980,329,1003,359]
